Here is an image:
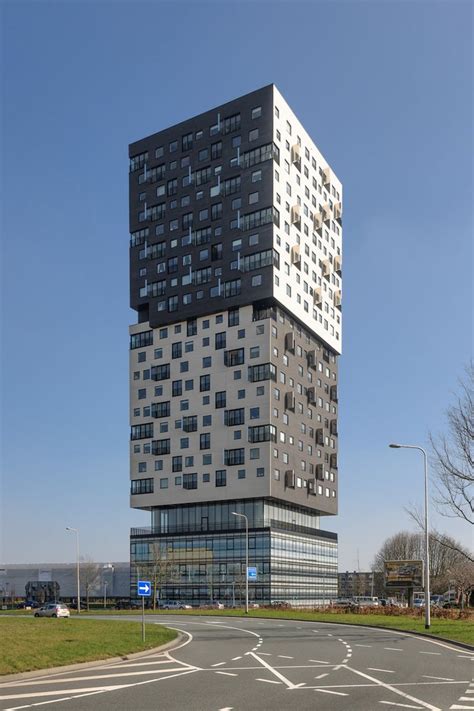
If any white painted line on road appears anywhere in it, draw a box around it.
[277,655,293,659]
[259,652,272,656]
[458,656,474,660]
[420,652,441,656]
[368,668,396,674]
[256,678,281,684]
[100,659,180,668]
[315,688,348,696]
[355,644,373,647]
[346,666,442,711]
[2,668,189,688]
[315,673,329,679]
[215,672,238,677]
[379,702,423,709]
[309,659,329,664]
[423,676,455,681]
[218,707,233,710]
[231,656,242,660]
[0,686,130,701]
[460,699,474,702]
[385,648,403,652]
[450,706,474,710]
[211,662,226,667]
[249,652,298,689]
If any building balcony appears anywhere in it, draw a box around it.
[322,166,332,188]
[312,287,322,307]
[291,244,301,266]
[334,255,342,275]
[313,212,323,231]
[334,290,342,309]
[290,204,301,225]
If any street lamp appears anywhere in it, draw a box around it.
[102,564,114,608]
[389,443,431,629]
[66,527,80,614]
[232,512,249,614]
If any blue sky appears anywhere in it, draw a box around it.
[1,0,472,570]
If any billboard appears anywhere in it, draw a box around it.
[384,560,424,588]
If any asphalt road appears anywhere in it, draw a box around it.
[0,615,473,711]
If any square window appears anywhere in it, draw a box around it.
[237,389,245,399]
[249,191,259,204]
[238,469,246,479]
[251,106,262,119]
[249,128,259,142]
[250,448,260,460]
[256,467,264,477]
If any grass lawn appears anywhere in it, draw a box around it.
[0,617,177,676]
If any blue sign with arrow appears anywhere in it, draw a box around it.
[247,566,257,582]
[137,580,152,596]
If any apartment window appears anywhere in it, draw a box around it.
[200,433,211,450]
[131,478,154,495]
[224,448,244,465]
[151,363,170,381]
[211,202,222,220]
[249,407,260,419]
[152,438,170,455]
[249,128,259,142]
[224,408,245,426]
[183,415,197,432]
[251,106,262,119]
[172,380,182,397]
[248,424,277,442]
[215,391,226,408]
[200,374,210,391]
[211,141,222,159]
[151,401,170,418]
[131,424,154,440]
[172,456,182,472]
[187,318,197,336]
[183,473,198,490]
[249,191,259,205]
[215,332,226,350]
[228,307,239,327]
[182,132,193,151]
[256,467,264,477]
[224,348,244,366]
[160,478,168,489]
[203,356,212,368]
[248,363,277,382]
[215,470,227,487]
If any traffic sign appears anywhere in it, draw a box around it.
[137,580,152,596]
[247,566,257,582]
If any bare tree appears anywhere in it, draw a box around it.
[80,557,100,611]
[372,531,421,572]
[430,362,473,526]
[144,542,178,610]
[407,507,473,564]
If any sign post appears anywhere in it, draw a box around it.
[137,580,151,642]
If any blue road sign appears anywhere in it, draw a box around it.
[247,566,257,582]
[137,580,152,596]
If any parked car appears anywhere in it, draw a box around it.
[352,596,379,607]
[34,603,70,618]
[17,601,40,609]
[160,601,192,610]
[210,601,225,609]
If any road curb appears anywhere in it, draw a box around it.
[0,632,184,684]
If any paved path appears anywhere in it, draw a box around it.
[0,615,473,710]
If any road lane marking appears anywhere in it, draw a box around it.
[249,652,298,689]
[385,648,403,652]
[0,686,131,701]
[420,652,441,656]
[218,707,233,710]
[379,702,423,709]
[423,676,455,681]
[368,668,396,673]
[315,689,348,696]
[215,672,238,677]
[356,644,372,647]
[211,662,226,667]
[450,707,474,710]
[346,666,442,711]
[277,655,293,659]
[309,659,329,664]
[231,656,242,661]
[2,668,190,688]
[256,678,281,684]
[315,673,329,679]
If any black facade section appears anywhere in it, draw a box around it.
[129,85,276,329]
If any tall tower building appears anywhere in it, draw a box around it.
[129,85,342,606]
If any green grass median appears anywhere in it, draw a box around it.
[0,617,177,676]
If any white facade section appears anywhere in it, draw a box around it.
[272,86,343,355]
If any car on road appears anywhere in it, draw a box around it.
[34,603,70,618]
[160,601,192,610]
[17,601,40,609]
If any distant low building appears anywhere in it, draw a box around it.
[338,571,385,599]
[0,563,130,602]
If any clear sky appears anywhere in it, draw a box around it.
[1,0,472,571]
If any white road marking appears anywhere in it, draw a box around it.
[384,647,403,651]
[0,686,130,701]
[315,689,348,696]
[309,659,329,664]
[249,652,298,689]
[368,668,396,674]
[379,702,423,709]
[277,655,293,659]
[258,652,272,656]
[231,656,242,661]
[356,644,373,648]
[218,707,233,710]
[346,666,442,711]
[450,706,474,710]
[97,659,175,668]
[2,668,188,688]
[315,673,329,679]
[423,675,455,681]
[420,652,441,656]
[458,656,474,660]
[215,672,238,677]
[460,699,474,702]
[211,662,226,667]
[256,678,281,684]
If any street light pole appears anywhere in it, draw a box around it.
[232,512,249,614]
[389,443,430,629]
[66,527,80,614]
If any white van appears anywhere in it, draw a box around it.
[353,596,379,607]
